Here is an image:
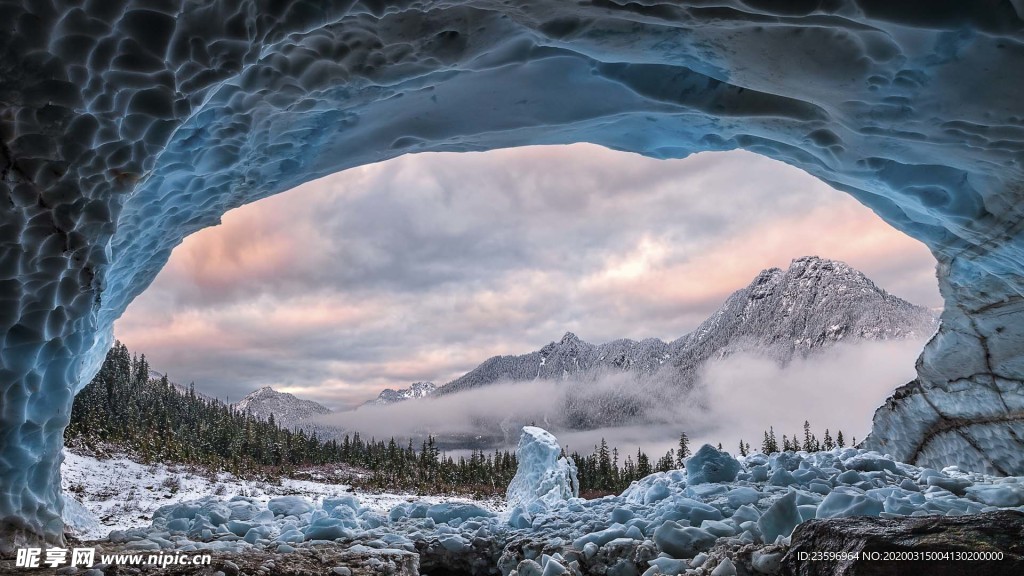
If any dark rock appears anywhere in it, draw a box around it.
[782,510,1024,576]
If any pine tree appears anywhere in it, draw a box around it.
[836,430,845,448]
[677,432,691,466]
[802,420,813,452]
[636,448,652,478]
[823,429,834,451]
[738,440,748,457]
[597,439,612,490]
[762,427,779,454]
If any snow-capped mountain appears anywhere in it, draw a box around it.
[233,386,332,425]
[437,256,938,396]
[368,381,437,405]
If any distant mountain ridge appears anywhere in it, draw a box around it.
[233,386,332,426]
[368,381,437,405]
[434,256,937,397]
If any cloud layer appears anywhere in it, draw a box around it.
[115,145,941,407]
[309,338,927,459]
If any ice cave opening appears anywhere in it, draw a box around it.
[1,0,1023,549]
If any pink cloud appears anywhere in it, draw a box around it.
[115,146,940,405]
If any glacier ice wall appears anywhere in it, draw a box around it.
[1,0,1023,547]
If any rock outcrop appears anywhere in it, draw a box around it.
[783,510,1024,576]
[1,0,1024,547]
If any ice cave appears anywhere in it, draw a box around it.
[1,0,1023,549]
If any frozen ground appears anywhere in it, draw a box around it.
[57,428,1024,575]
[60,450,504,541]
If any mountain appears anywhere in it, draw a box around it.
[147,369,218,402]
[435,256,938,397]
[367,381,438,405]
[234,386,332,426]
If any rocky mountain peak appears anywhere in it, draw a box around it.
[368,381,438,405]
[436,256,938,397]
[233,386,331,426]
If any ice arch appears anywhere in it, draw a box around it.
[2,0,1023,547]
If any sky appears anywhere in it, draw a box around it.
[115,145,942,409]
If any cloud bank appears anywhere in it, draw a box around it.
[309,338,928,458]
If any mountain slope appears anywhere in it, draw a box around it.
[146,369,222,403]
[436,256,937,396]
[368,381,438,405]
[234,387,332,426]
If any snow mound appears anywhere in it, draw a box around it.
[506,427,579,528]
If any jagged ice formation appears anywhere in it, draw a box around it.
[1,0,1024,548]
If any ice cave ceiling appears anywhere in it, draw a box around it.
[1,0,1024,546]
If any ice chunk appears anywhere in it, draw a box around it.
[964,483,1024,507]
[573,525,627,549]
[652,521,717,558]
[686,445,741,485]
[268,496,314,517]
[710,557,737,576]
[506,427,578,526]
[769,468,798,487]
[699,519,735,537]
[926,475,972,495]
[227,498,262,521]
[323,496,361,514]
[61,493,101,539]
[648,557,689,574]
[426,502,495,524]
[816,492,883,518]
[726,487,761,508]
[438,533,471,553]
[843,454,899,474]
[757,492,802,543]
[731,504,760,525]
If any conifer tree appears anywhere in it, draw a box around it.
[762,427,779,454]
[677,432,691,466]
[636,448,652,478]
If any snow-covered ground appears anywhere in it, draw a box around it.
[57,430,1024,576]
[61,450,503,540]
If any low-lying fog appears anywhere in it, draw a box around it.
[308,338,927,458]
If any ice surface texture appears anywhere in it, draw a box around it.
[80,432,1024,572]
[1,0,1024,547]
[506,426,579,528]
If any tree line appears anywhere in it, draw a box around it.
[66,341,852,498]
